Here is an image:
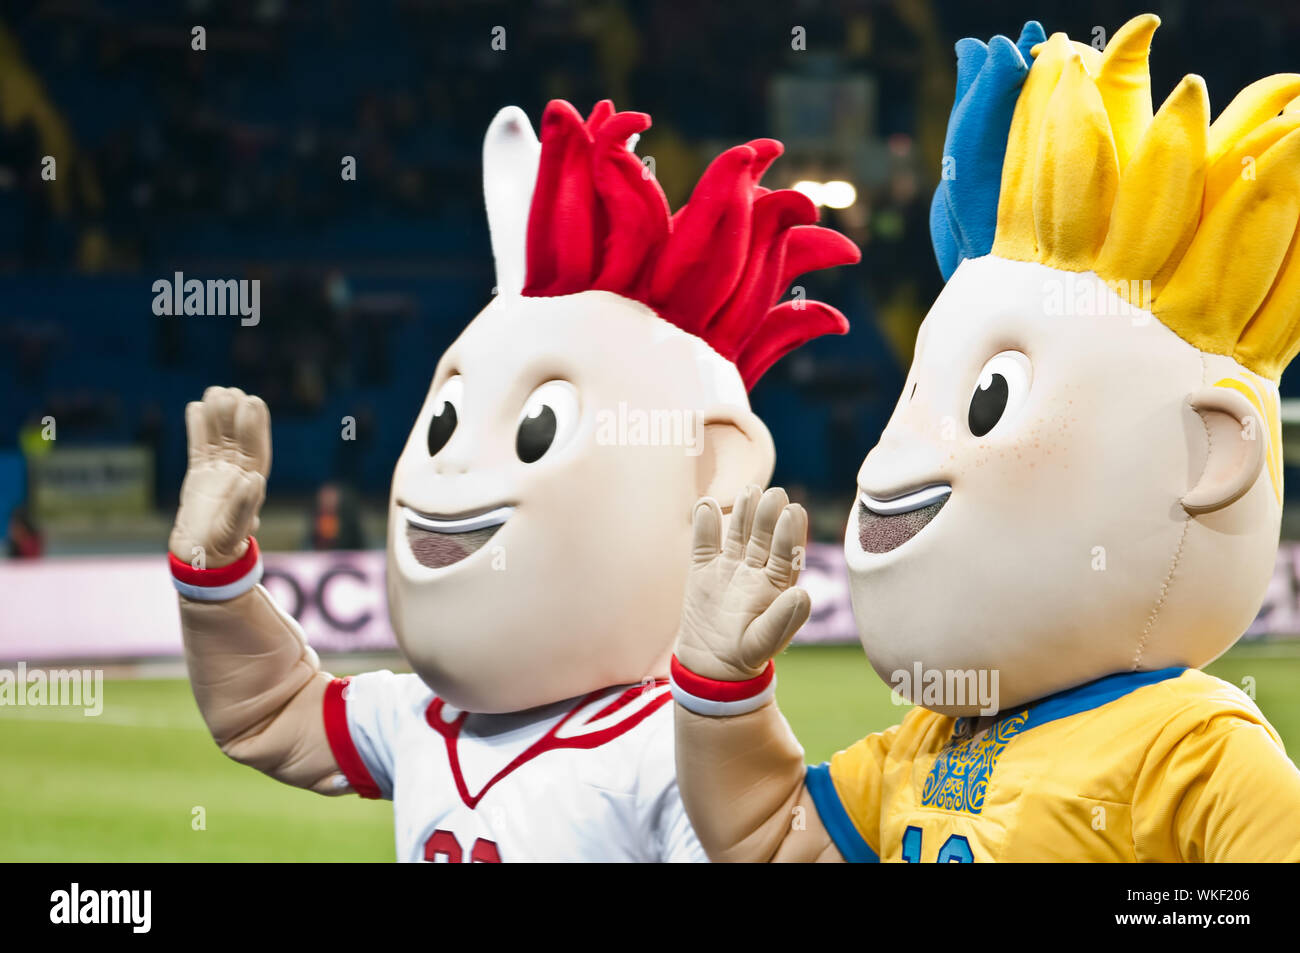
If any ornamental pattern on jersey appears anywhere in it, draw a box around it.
[920,711,1028,814]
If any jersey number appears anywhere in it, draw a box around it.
[902,825,972,863]
[424,829,502,863]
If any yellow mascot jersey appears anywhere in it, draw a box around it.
[805,667,1300,862]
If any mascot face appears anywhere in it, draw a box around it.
[388,290,760,713]
[382,100,857,712]
[844,15,1298,715]
[844,257,1279,714]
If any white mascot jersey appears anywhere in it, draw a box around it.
[324,671,703,862]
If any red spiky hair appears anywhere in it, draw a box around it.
[522,100,861,390]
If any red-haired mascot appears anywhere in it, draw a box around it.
[167,101,858,862]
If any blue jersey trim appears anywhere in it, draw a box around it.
[1023,666,1187,730]
[805,762,879,863]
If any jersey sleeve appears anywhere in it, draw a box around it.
[636,706,707,863]
[808,722,904,863]
[323,670,425,801]
[1134,711,1300,862]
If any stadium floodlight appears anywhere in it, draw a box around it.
[820,180,857,209]
[791,179,857,210]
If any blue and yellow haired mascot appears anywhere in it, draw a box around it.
[667,15,1300,861]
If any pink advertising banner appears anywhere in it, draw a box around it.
[1,542,1295,663]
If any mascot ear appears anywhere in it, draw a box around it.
[695,406,776,510]
[1181,386,1266,515]
[483,106,540,297]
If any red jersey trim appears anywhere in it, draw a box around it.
[169,537,260,586]
[425,681,671,810]
[323,677,384,800]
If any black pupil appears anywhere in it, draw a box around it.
[968,373,1009,437]
[426,401,457,456]
[517,405,557,462]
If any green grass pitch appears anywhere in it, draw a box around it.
[2,642,1298,861]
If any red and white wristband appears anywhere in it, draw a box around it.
[169,537,263,602]
[669,654,776,717]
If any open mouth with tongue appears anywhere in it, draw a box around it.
[857,484,951,554]
[402,504,513,569]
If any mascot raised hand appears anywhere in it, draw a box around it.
[167,100,858,862]
[671,15,1300,862]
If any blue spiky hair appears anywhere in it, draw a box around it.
[930,21,1046,280]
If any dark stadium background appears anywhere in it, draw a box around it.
[2,0,1299,860]
[7,0,1300,539]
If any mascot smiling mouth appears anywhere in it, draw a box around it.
[858,485,950,554]
[403,504,513,569]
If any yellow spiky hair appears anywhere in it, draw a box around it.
[992,13,1300,381]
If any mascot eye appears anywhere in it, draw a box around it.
[968,351,1031,437]
[516,380,579,463]
[426,375,462,456]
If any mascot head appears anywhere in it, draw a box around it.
[847,15,1300,715]
[390,100,859,712]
